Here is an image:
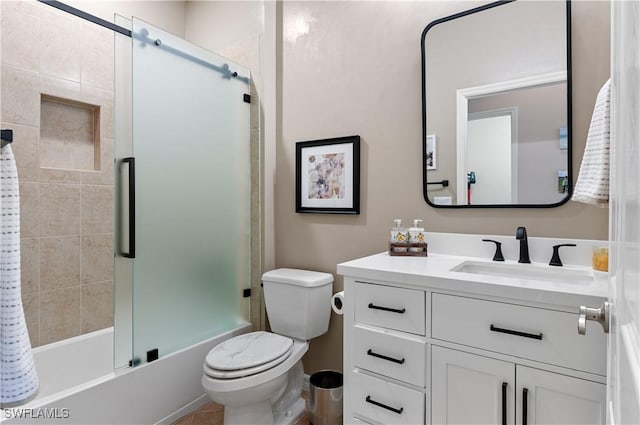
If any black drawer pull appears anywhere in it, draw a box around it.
[367,349,405,364]
[501,382,508,425]
[490,324,543,340]
[523,387,529,425]
[368,303,406,314]
[365,395,404,415]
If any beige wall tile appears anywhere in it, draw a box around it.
[40,286,82,345]
[38,168,82,184]
[39,183,81,236]
[1,2,39,71]
[4,123,39,182]
[40,236,81,291]
[1,65,39,127]
[21,292,40,348]
[100,102,114,140]
[81,281,114,333]
[20,237,39,295]
[40,97,98,171]
[82,185,114,234]
[19,182,39,238]
[0,1,40,19]
[80,21,114,91]
[40,74,82,101]
[82,138,113,185]
[39,13,81,81]
[81,234,114,284]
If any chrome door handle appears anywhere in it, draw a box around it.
[578,301,610,334]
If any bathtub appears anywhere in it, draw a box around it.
[2,324,251,424]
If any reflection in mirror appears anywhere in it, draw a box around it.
[422,0,571,207]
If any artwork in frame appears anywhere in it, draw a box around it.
[296,135,360,214]
[426,134,437,170]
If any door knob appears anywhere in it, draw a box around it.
[578,301,610,334]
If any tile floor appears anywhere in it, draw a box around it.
[172,391,310,425]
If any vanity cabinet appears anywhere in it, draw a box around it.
[432,346,606,425]
[341,275,607,425]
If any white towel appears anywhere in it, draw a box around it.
[572,78,611,206]
[1,144,39,407]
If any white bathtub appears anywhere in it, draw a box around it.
[2,324,250,424]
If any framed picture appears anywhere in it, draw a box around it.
[296,135,360,214]
[426,134,437,170]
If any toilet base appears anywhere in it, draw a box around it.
[222,396,305,425]
[224,400,272,425]
[274,397,306,425]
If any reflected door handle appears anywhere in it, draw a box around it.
[578,301,609,334]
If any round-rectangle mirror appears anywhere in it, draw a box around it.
[422,0,571,208]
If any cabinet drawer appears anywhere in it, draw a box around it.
[351,370,424,425]
[431,293,606,375]
[354,282,426,335]
[353,324,426,387]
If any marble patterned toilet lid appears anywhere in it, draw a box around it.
[205,331,293,371]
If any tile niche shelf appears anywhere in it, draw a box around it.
[40,94,101,172]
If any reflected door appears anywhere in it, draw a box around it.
[466,113,514,205]
[127,19,251,364]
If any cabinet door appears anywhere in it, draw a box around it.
[432,346,515,425]
[516,366,605,425]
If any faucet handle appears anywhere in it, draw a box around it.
[549,244,577,267]
[482,239,505,262]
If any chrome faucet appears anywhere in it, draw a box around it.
[516,227,530,263]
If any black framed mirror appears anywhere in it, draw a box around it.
[422,0,572,208]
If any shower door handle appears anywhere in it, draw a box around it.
[121,157,136,258]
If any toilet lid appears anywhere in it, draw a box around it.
[204,348,292,379]
[205,331,293,372]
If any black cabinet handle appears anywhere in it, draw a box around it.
[365,395,404,415]
[368,303,406,314]
[522,387,528,425]
[502,382,508,425]
[367,349,405,364]
[121,157,136,259]
[490,324,543,340]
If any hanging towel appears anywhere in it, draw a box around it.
[1,144,39,408]
[572,78,611,206]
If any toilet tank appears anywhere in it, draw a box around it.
[262,268,334,340]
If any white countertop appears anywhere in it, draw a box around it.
[337,250,608,310]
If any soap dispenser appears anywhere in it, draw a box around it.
[390,219,408,252]
[408,219,425,252]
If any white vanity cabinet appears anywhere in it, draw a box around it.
[431,347,605,425]
[339,252,608,425]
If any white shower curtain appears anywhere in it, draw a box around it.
[1,144,39,407]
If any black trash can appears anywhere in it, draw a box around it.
[309,370,343,425]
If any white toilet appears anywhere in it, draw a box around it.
[202,268,333,425]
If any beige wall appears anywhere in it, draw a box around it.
[65,0,186,37]
[278,1,610,374]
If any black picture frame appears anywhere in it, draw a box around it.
[295,135,360,214]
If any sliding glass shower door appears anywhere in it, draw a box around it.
[121,19,251,365]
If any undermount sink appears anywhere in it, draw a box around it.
[450,260,596,285]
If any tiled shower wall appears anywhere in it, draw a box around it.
[1,0,115,347]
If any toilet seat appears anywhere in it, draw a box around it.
[204,331,293,379]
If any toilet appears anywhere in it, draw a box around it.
[202,268,333,425]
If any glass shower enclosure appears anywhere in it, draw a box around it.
[115,18,252,368]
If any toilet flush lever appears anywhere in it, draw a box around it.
[578,301,610,335]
